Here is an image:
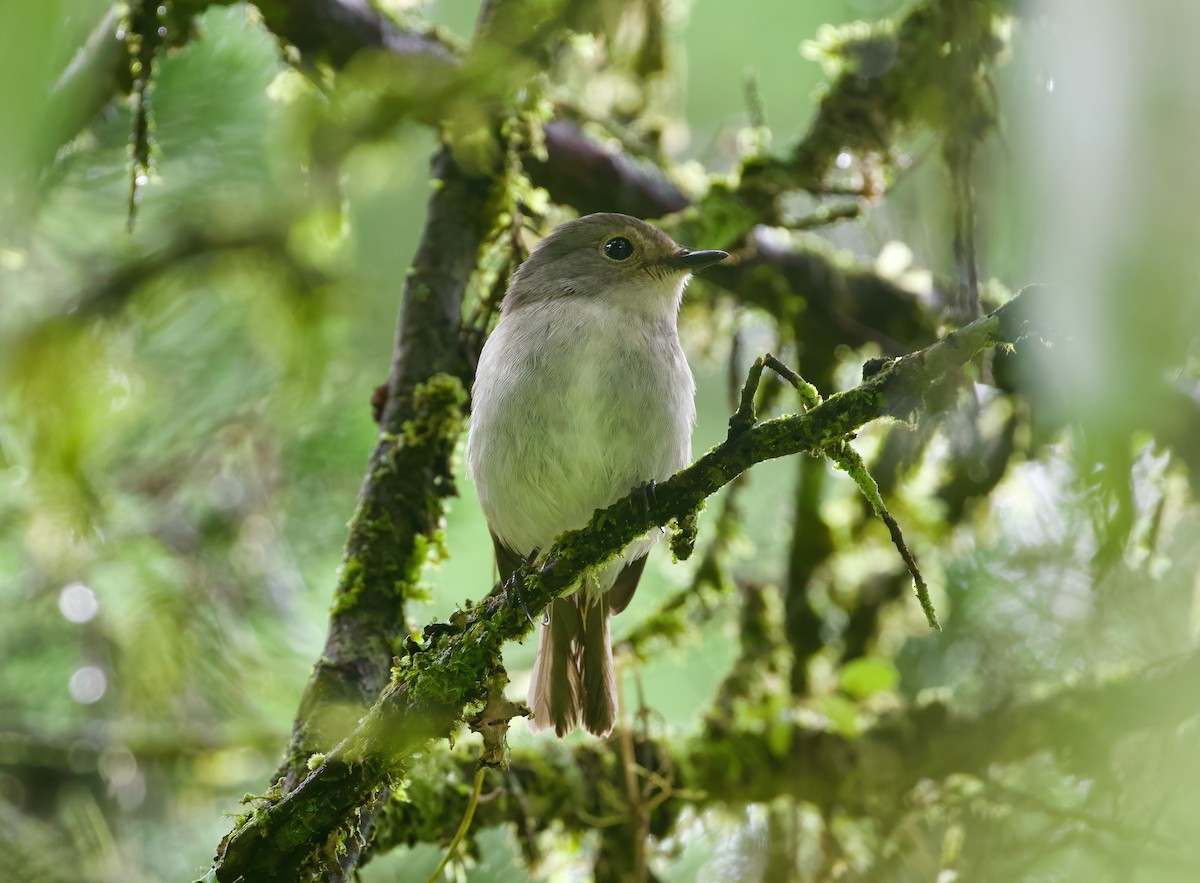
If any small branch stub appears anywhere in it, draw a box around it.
[467,678,527,769]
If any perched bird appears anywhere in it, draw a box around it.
[466,212,727,737]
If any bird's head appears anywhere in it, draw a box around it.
[502,213,728,318]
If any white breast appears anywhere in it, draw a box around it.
[466,296,695,574]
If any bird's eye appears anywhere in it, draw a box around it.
[603,237,634,261]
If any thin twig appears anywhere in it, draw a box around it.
[832,440,939,630]
[727,312,745,412]
[764,352,822,408]
[616,672,648,883]
[762,351,940,629]
[424,766,486,883]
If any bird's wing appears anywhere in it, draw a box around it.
[607,554,647,615]
[493,531,646,616]
[490,531,526,585]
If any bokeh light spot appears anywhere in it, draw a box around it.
[68,666,107,704]
[58,582,99,623]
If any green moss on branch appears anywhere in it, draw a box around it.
[747,0,1012,194]
[361,644,1200,863]
[210,287,1045,882]
[268,148,497,809]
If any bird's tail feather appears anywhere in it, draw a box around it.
[528,596,582,737]
[528,586,617,737]
[580,592,616,737]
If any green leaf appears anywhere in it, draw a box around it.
[839,657,900,699]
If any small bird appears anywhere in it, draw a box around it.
[466,212,727,737]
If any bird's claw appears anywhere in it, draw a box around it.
[628,479,658,516]
[504,570,535,625]
[504,547,541,626]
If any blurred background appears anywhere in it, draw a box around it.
[2,0,1199,880]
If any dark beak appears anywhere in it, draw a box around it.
[663,249,729,271]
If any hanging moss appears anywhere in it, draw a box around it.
[743,0,1012,194]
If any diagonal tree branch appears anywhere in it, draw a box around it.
[214,0,574,876]
[235,147,495,882]
[205,285,1046,882]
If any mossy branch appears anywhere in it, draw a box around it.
[206,286,1045,882]
[49,1,972,358]
[366,643,1200,862]
[735,0,1013,201]
[834,440,939,627]
[269,150,495,796]
[755,352,940,629]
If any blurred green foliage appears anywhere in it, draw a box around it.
[2,1,1200,881]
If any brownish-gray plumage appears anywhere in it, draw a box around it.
[468,213,725,736]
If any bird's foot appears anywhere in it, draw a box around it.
[504,547,541,625]
[628,479,658,516]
